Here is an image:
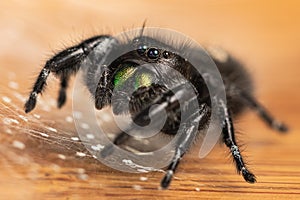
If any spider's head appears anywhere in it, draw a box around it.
[112,36,179,90]
[110,53,172,115]
[109,36,189,115]
[111,60,164,115]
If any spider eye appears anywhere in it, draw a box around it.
[147,48,160,59]
[137,45,147,55]
[163,51,171,59]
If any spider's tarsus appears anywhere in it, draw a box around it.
[272,121,289,133]
[57,76,68,109]
[160,170,173,189]
[24,93,37,113]
[95,98,105,110]
[100,145,114,158]
[57,89,67,108]
[242,168,256,183]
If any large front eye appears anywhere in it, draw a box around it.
[147,48,160,59]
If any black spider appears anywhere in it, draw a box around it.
[24,27,288,189]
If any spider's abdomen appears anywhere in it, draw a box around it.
[209,48,254,116]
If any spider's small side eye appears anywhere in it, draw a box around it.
[162,51,171,59]
[147,48,160,59]
[137,45,147,55]
[132,37,140,44]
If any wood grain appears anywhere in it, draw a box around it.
[1,1,300,199]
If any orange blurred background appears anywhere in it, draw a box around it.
[0,1,299,199]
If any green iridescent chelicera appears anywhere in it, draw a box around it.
[114,64,153,90]
[134,73,152,89]
[114,65,136,89]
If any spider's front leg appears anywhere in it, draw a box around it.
[219,99,256,183]
[94,69,114,110]
[24,35,115,113]
[161,103,210,189]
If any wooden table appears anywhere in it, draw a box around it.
[1,1,300,199]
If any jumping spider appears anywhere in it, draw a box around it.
[24,27,288,189]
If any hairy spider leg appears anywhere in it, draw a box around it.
[161,103,210,189]
[95,69,113,110]
[24,35,113,113]
[219,99,256,183]
[57,75,69,108]
[24,66,50,113]
[240,92,288,132]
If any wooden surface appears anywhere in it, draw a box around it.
[1,1,300,199]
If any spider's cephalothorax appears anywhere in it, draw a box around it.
[24,28,288,189]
